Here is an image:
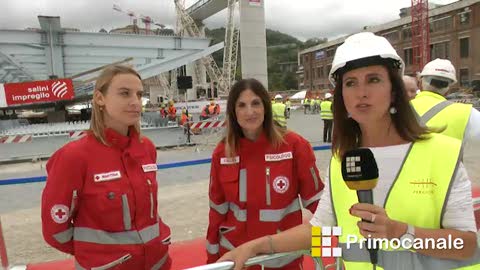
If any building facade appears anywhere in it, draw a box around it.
[298,0,480,91]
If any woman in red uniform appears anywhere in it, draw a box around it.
[41,65,171,270]
[206,78,324,269]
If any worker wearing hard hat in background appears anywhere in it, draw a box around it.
[180,107,193,134]
[303,97,310,114]
[272,94,287,128]
[285,97,292,119]
[320,92,333,143]
[167,100,177,122]
[403,75,419,100]
[411,58,480,146]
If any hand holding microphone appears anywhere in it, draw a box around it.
[341,148,379,266]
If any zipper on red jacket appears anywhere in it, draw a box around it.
[265,167,271,206]
[147,179,154,219]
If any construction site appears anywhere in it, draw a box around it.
[0,0,480,270]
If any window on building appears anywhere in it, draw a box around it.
[305,71,309,80]
[459,11,470,25]
[460,37,469,58]
[430,16,453,33]
[459,69,469,87]
[383,31,399,42]
[430,42,450,59]
[327,65,332,75]
[404,48,413,66]
[402,26,412,40]
[326,48,335,58]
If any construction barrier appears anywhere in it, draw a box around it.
[0,135,32,144]
[68,131,87,139]
[190,120,226,129]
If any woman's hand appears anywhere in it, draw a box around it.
[350,203,406,240]
[217,240,261,270]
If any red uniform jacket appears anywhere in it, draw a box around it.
[42,128,171,270]
[206,131,323,268]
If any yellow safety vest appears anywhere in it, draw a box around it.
[330,134,480,270]
[285,101,292,109]
[320,101,333,119]
[272,103,287,127]
[411,91,472,141]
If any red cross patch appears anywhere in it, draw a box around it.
[273,176,289,194]
[50,204,69,224]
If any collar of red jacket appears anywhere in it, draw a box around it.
[104,126,141,152]
[240,129,267,146]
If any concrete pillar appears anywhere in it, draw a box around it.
[239,0,268,88]
[186,23,208,100]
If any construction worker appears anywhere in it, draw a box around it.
[303,97,310,114]
[157,103,168,127]
[272,94,287,128]
[41,65,171,270]
[180,107,192,134]
[167,100,177,122]
[309,97,316,114]
[207,78,323,269]
[207,99,221,119]
[320,92,333,142]
[403,75,419,100]
[218,32,479,270]
[411,58,480,145]
[285,97,292,119]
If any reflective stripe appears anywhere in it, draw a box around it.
[259,198,301,222]
[309,167,319,191]
[75,254,132,270]
[239,169,247,202]
[209,200,229,215]
[53,227,73,244]
[70,190,78,217]
[229,202,247,222]
[301,191,322,208]
[266,167,271,206]
[121,194,131,231]
[206,242,220,254]
[420,100,453,124]
[74,222,159,244]
[219,235,235,250]
[151,253,169,270]
[340,242,480,269]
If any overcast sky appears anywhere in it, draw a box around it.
[1,0,458,41]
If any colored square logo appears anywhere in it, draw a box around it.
[311,226,342,258]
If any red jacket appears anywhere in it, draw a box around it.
[206,131,323,267]
[42,128,171,270]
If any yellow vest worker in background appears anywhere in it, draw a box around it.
[411,58,480,145]
[320,93,333,143]
[216,32,480,270]
[272,94,287,128]
[285,98,292,119]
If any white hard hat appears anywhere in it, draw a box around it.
[325,93,332,99]
[274,94,282,99]
[328,32,404,86]
[420,58,457,83]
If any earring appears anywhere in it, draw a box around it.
[389,107,397,114]
[347,112,352,118]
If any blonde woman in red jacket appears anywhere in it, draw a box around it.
[41,65,171,270]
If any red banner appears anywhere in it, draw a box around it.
[0,79,75,107]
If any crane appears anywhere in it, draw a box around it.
[113,4,164,35]
[411,0,430,73]
[174,0,239,95]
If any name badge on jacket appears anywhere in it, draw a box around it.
[221,156,240,165]
[265,152,293,162]
[94,171,122,182]
[142,164,158,172]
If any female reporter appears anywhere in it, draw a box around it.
[217,33,478,270]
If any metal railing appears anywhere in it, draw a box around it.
[184,250,343,270]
